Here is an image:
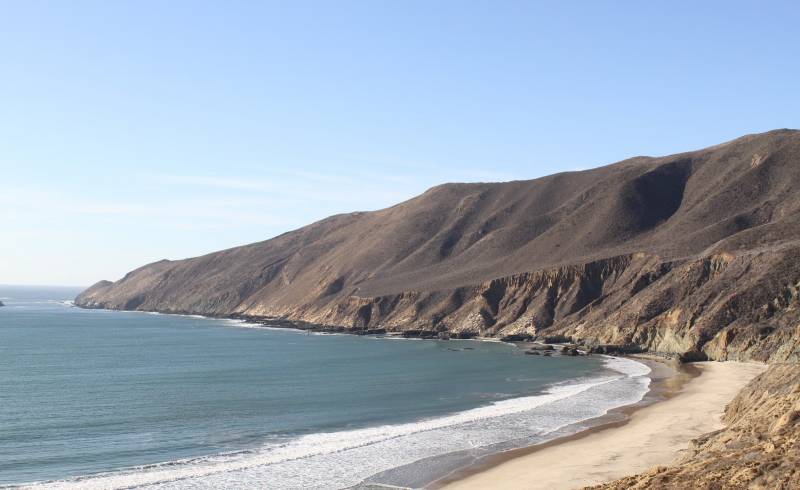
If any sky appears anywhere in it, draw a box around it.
[1,1,798,286]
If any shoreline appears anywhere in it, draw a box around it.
[16,302,657,489]
[422,356,686,489]
[72,304,751,490]
[432,360,766,490]
[67,303,661,490]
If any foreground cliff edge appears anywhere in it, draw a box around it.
[592,363,799,489]
[77,129,800,488]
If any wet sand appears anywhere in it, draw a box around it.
[434,360,766,490]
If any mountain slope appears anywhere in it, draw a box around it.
[76,129,800,361]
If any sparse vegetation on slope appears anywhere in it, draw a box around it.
[77,129,800,362]
[591,364,800,489]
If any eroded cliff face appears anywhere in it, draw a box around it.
[75,129,800,362]
[77,244,800,363]
[592,364,800,490]
[247,243,800,363]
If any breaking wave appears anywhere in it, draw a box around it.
[23,357,650,490]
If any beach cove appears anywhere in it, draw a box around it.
[1,287,652,489]
[435,360,766,490]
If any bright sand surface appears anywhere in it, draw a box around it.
[438,361,767,490]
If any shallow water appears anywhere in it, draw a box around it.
[0,286,649,489]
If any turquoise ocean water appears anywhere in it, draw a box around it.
[0,286,650,489]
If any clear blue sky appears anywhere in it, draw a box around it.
[2,1,798,286]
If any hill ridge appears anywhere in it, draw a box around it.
[77,129,800,362]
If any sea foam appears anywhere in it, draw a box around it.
[25,356,651,490]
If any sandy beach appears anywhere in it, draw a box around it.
[437,360,767,490]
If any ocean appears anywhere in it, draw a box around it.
[0,286,650,489]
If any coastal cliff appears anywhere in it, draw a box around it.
[76,129,800,489]
[593,363,800,489]
[76,129,800,363]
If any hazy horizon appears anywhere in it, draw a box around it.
[2,1,798,286]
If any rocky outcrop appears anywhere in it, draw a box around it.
[77,246,800,363]
[76,129,800,362]
[591,363,800,489]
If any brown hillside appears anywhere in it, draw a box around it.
[76,129,800,361]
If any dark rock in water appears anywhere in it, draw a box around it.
[525,350,541,355]
[355,328,388,335]
[500,334,534,342]
[529,344,555,351]
[0,300,4,307]
[401,329,438,339]
[560,345,583,356]
[542,351,552,357]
